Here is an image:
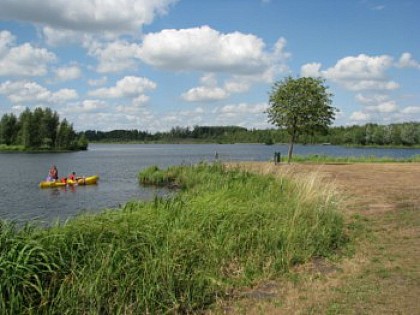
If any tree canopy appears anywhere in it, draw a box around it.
[0,107,88,151]
[266,76,336,162]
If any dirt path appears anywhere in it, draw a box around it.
[213,162,420,314]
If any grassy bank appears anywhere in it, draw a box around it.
[0,144,25,151]
[1,163,345,314]
[0,144,87,153]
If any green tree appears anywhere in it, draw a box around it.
[31,107,45,148]
[266,76,335,162]
[400,123,417,145]
[17,108,33,148]
[76,133,89,150]
[42,108,60,148]
[0,113,18,145]
[56,119,74,150]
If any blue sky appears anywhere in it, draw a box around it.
[0,0,419,132]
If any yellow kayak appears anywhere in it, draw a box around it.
[39,175,99,188]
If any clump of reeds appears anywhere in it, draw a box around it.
[1,163,345,314]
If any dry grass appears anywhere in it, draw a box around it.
[210,162,420,314]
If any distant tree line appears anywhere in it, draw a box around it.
[83,123,420,146]
[0,107,88,150]
[83,126,249,143]
[319,123,420,146]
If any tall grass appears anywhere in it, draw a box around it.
[1,163,345,314]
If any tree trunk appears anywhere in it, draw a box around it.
[287,131,296,163]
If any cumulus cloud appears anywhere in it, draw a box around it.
[300,62,322,78]
[65,99,108,113]
[181,73,252,102]
[301,54,399,91]
[89,76,156,101]
[355,93,390,105]
[355,93,399,114]
[0,30,56,77]
[140,26,289,76]
[396,52,420,69]
[182,86,229,102]
[0,80,78,104]
[366,101,398,113]
[0,0,178,36]
[54,65,82,81]
[88,40,142,73]
[324,54,397,90]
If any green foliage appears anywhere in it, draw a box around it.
[0,113,18,145]
[267,76,336,162]
[1,164,344,314]
[0,107,87,151]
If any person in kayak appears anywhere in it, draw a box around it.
[68,171,77,181]
[47,165,58,181]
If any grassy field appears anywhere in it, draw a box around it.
[214,162,420,314]
[0,163,344,314]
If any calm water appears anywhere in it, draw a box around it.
[1,143,419,223]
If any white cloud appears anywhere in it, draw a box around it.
[300,62,322,77]
[324,54,397,91]
[50,88,79,103]
[212,102,270,128]
[0,30,56,77]
[88,40,142,73]
[0,80,78,103]
[89,76,156,99]
[182,73,253,102]
[355,93,390,105]
[396,52,420,69]
[301,54,399,91]
[88,76,108,87]
[182,86,228,102]
[65,99,108,113]
[218,102,268,114]
[0,0,178,36]
[54,65,82,81]
[223,79,251,94]
[401,106,420,114]
[366,101,398,113]
[355,93,398,115]
[350,111,370,121]
[0,30,14,54]
[116,102,150,114]
[140,26,289,76]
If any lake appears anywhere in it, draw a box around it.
[1,143,419,224]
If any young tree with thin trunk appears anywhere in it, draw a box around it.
[266,76,336,163]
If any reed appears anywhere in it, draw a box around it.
[1,163,344,314]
